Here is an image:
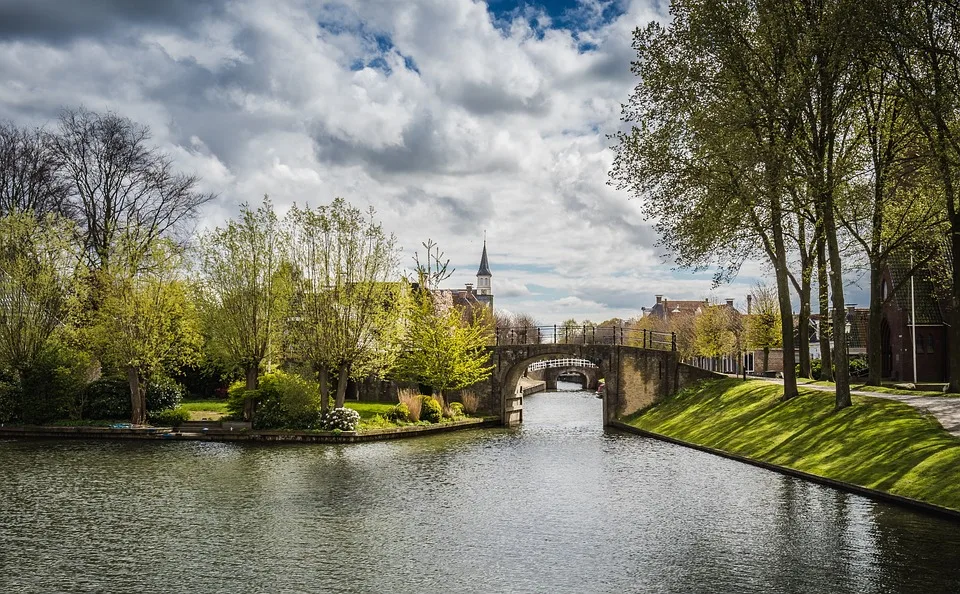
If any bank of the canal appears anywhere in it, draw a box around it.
[619,378,960,516]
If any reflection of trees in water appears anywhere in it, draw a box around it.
[870,504,960,591]
[768,474,960,592]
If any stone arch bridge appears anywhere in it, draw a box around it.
[481,328,722,426]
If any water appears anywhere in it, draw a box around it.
[2,382,960,593]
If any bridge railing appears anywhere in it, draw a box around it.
[494,326,676,351]
[527,358,598,371]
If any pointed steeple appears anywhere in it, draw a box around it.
[477,241,492,277]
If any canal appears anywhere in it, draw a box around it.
[2,382,960,592]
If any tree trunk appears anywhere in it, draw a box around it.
[867,261,884,387]
[334,362,350,409]
[817,231,834,382]
[244,364,258,422]
[771,200,798,400]
[127,366,146,425]
[317,364,330,413]
[950,224,960,393]
[763,347,770,373]
[798,268,812,378]
[824,201,851,409]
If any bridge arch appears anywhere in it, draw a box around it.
[488,344,723,427]
[526,359,601,390]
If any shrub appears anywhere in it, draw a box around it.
[460,390,480,415]
[419,395,442,424]
[796,359,824,380]
[19,341,95,423]
[398,388,422,422]
[444,402,465,419]
[227,371,323,429]
[388,402,411,423]
[319,407,360,431]
[0,380,19,424]
[82,378,131,420]
[146,376,186,413]
[151,407,190,426]
[850,357,869,376]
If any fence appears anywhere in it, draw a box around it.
[526,358,598,371]
[494,325,676,351]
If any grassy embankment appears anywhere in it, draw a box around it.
[624,378,960,511]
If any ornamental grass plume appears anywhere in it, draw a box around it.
[398,388,422,422]
[460,390,480,415]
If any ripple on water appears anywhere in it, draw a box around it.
[1,389,960,593]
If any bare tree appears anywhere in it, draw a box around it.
[49,108,214,271]
[0,122,68,217]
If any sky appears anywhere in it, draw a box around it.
[0,0,867,324]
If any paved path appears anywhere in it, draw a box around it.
[758,378,960,437]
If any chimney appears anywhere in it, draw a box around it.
[655,294,663,304]
[847,304,856,315]
[465,283,473,295]
[747,295,752,314]
[726,298,734,308]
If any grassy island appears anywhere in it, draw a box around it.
[623,379,960,513]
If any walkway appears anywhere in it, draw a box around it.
[759,377,960,437]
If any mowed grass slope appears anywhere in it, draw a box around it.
[624,379,960,511]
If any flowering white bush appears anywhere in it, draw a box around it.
[320,407,361,431]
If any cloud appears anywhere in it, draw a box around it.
[0,0,774,325]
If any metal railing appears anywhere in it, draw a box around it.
[494,325,676,351]
[527,357,598,371]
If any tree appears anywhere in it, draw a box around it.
[84,240,202,424]
[746,283,783,373]
[50,108,213,272]
[0,122,68,217]
[197,197,289,420]
[694,304,740,364]
[396,286,493,403]
[611,0,806,400]
[0,212,76,377]
[883,0,960,392]
[286,198,400,409]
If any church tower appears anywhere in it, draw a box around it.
[476,241,493,308]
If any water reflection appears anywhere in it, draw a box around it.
[1,388,959,593]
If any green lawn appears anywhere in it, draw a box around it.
[625,379,960,511]
[179,399,229,420]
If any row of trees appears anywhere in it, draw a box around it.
[0,109,492,424]
[612,0,960,408]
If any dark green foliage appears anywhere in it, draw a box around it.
[797,359,823,379]
[151,407,190,426]
[82,378,130,420]
[419,395,442,424]
[797,358,866,379]
[387,402,411,423]
[81,375,187,420]
[227,371,323,429]
[146,376,186,412]
[8,341,95,424]
[175,358,239,399]
[0,380,19,424]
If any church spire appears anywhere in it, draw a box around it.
[477,240,492,277]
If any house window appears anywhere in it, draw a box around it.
[881,280,888,300]
[927,334,935,354]
[916,334,925,354]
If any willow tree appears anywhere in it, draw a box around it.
[85,240,201,424]
[197,197,288,419]
[286,198,400,410]
[611,0,806,400]
[0,212,76,377]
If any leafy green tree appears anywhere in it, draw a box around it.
[0,212,77,379]
[396,285,493,404]
[611,0,806,401]
[694,304,740,362]
[197,197,289,419]
[746,283,782,373]
[286,198,401,409]
[83,240,202,424]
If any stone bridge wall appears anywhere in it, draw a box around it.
[485,344,725,426]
